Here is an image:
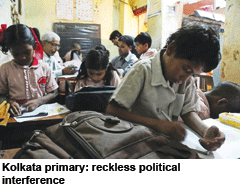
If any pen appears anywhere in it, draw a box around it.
[161,110,172,121]
[191,148,211,155]
[161,109,211,156]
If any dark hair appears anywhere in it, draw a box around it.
[209,81,240,112]
[0,24,35,53]
[95,45,110,57]
[118,35,134,47]
[134,32,152,47]
[77,49,118,85]
[165,24,221,72]
[109,30,122,40]
[70,49,81,60]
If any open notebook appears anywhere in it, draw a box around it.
[182,118,240,159]
[14,103,70,123]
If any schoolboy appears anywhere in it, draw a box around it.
[197,81,240,119]
[110,35,138,77]
[109,30,140,58]
[106,24,225,151]
[134,32,157,59]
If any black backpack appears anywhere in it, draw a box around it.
[65,86,116,112]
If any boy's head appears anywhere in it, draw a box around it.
[165,24,221,73]
[162,24,221,84]
[134,32,152,54]
[42,31,61,56]
[109,30,122,46]
[72,43,81,50]
[205,81,240,118]
[117,35,134,58]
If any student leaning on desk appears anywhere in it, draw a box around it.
[197,81,240,120]
[0,24,58,116]
[106,24,225,152]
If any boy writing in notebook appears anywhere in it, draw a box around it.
[106,24,225,151]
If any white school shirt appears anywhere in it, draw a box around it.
[140,48,158,60]
[110,52,138,76]
[110,50,201,121]
[43,52,63,78]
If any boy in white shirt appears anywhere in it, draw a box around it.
[135,32,158,60]
[106,24,225,152]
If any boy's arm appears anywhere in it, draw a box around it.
[181,112,225,151]
[106,101,186,140]
[22,89,58,111]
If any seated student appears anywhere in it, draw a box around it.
[134,32,158,60]
[106,24,225,151]
[109,30,140,58]
[74,49,121,91]
[197,81,240,120]
[0,24,58,116]
[63,50,82,75]
[42,31,76,78]
[95,44,108,53]
[123,32,158,74]
[110,35,138,77]
[63,42,82,62]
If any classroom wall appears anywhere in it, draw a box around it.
[161,0,182,48]
[22,0,119,60]
[0,0,147,62]
[220,0,240,84]
[0,1,14,65]
[147,0,182,51]
[119,0,138,36]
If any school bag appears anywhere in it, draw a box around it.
[65,86,116,112]
[13,110,199,159]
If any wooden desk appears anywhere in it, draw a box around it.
[0,148,20,159]
[0,112,69,150]
[7,112,69,127]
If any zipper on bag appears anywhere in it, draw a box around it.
[64,126,101,159]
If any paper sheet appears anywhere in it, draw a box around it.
[182,118,240,159]
[14,103,70,123]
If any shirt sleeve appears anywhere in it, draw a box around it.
[52,58,63,77]
[0,64,9,95]
[109,56,118,67]
[195,89,210,120]
[45,65,59,93]
[110,62,146,109]
[180,77,201,116]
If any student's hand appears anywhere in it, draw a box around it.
[199,125,225,151]
[9,100,21,116]
[62,66,77,75]
[22,99,40,112]
[153,120,186,140]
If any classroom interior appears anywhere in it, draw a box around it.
[0,0,240,158]
[0,0,239,86]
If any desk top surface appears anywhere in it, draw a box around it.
[7,112,69,127]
